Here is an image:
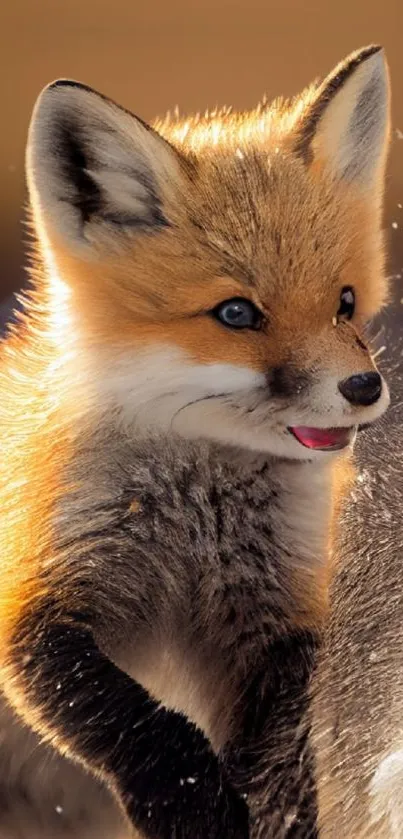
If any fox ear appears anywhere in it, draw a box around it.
[295,46,390,190]
[27,80,184,252]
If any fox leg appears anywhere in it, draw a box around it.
[224,631,318,839]
[3,612,248,839]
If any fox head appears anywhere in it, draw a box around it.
[26,46,391,459]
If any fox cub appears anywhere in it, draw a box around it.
[0,46,390,838]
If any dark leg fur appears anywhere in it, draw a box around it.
[224,631,318,839]
[11,616,249,839]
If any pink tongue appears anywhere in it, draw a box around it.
[290,426,351,449]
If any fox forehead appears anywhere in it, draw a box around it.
[148,98,383,313]
[67,144,382,327]
[171,148,351,292]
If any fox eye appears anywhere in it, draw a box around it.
[337,286,355,321]
[213,298,263,330]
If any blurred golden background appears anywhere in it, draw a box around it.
[1,0,402,319]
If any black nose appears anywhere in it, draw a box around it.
[338,372,382,407]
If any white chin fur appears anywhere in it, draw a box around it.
[171,399,336,460]
[88,347,389,459]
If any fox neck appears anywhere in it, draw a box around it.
[76,337,340,560]
[16,295,343,604]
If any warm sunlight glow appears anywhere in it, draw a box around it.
[44,243,72,345]
[157,93,312,154]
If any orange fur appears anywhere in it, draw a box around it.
[0,46,390,710]
[48,165,386,381]
[0,324,72,663]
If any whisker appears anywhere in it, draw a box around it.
[372,344,387,360]
[169,392,228,430]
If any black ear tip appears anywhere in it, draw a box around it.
[46,79,98,95]
[357,44,384,62]
[336,45,385,85]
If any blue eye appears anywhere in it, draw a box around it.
[213,298,263,330]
